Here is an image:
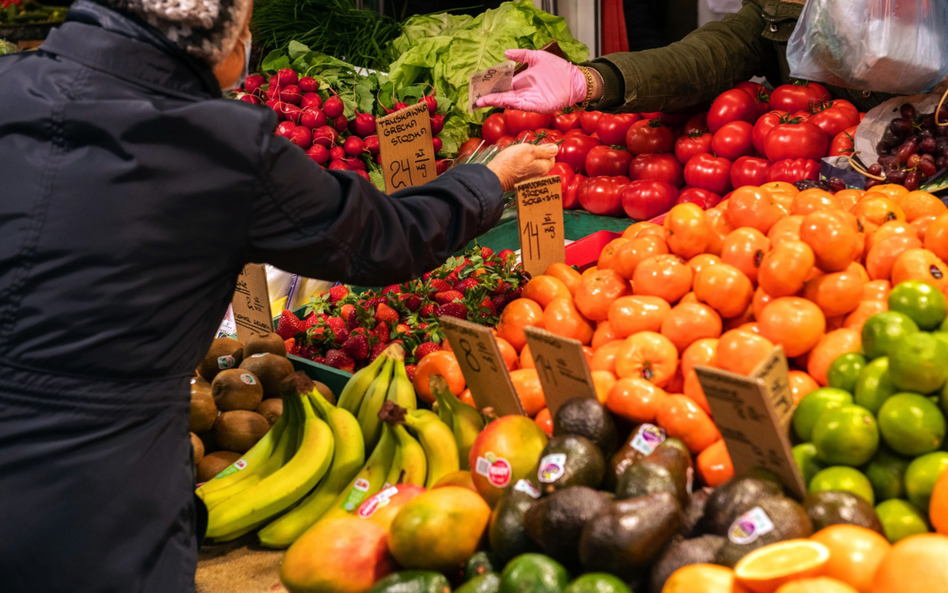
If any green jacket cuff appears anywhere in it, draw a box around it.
[585,60,626,111]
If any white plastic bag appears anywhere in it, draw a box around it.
[787,0,948,95]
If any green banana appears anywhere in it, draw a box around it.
[357,356,395,450]
[384,424,428,486]
[256,391,366,549]
[206,377,335,539]
[336,352,388,414]
[386,357,418,413]
[403,408,460,488]
[317,421,397,524]
[431,375,484,471]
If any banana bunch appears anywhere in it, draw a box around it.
[430,375,484,471]
[337,344,415,451]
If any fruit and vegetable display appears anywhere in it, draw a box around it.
[866,102,948,190]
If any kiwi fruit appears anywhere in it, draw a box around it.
[211,369,264,411]
[197,451,241,483]
[214,410,270,453]
[197,338,244,382]
[190,379,218,433]
[190,432,205,466]
[256,398,283,425]
[244,332,287,357]
[314,380,335,405]
[239,353,294,399]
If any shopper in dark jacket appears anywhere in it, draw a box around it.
[0,0,555,590]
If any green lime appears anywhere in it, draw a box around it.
[812,405,879,466]
[889,280,948,330]
[809,466,875,505]
[863,447,910,503]
[861,311,919,359]
[564,573,633,593]
[793,443,826,486]
[875,499,931,543]
[905,451,948,511]
[889,332,948,394]
[827,353,867,394]
[940,380,948,419]
[854,357,897,415]
[793,388,854,442]
[940,315,948,332]
[878,393,947,456]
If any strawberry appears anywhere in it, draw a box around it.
[404,364,417,383]
[481,246,494,259]
[422,271,434,282]
[445,272,459,286]
[340,304,358,329]
[417,322,429,330]
[374,303,400,324]
[491,281,510,296]
[341,334,369,361]
[325,349,355,372]
[404,294,423,312]
[373,321,390,343]
[435,302,468,320]
[478,297,497,316]
[369,342,388,361]
[456,278,480,293]
[328,285,349,304]
[326,316,347,338]
[284,338,298,356]
[395,323,411,335]
[434,290,464,305]
[429,278,452,294]
[420,303,437,317]
[382,284,401,295]
[276,309,306,340]
[415,341,441,360]
[506,287,523,302]
[312,356,327,366]
[491,294,508,313]
[305,312,326,328]
[498,249,516,264]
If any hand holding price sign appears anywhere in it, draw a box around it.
[231,264,273,343]
[377,102,436,192]
[516,175,565,278]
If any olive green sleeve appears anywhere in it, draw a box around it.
[585,0,776,113]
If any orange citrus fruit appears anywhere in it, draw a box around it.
[543,297,594,344]
[697,440,735,487]
[521,275,572,309]
[611,235,670,280]
[509,368,546,417]
[656,394,721,453]
[544,262,583,296]
[412,351,466,404]
[614,331,679,387]
[597,237,631,270]
[869,534,948,593]
[898,190,946,222]
[716,329,775,376]
[608,295,672,338]
[633,254,694,303]
[606,376,667,423]
[734,540,830,593]
[660,302,723,352]
[495,298,544,352]
[575,269,631,322]
[665,203,712,259]
[810,525,890,593]
[800,210,860,272]
[758,297,826,357]
[775,578,858,593]
[759,240,816,297]
[807,328,861,386]
[694,263,754,318]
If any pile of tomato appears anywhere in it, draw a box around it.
[478,80,861,220]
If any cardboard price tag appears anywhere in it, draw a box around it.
[523,327,597,416]
[439,316,525,417]
[468,60,516,112]
[377,102,436,192]
[231,264,273,343]
[516,175,565,278]
[693,346,806,499]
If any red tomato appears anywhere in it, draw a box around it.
[626,119,676,155]
[829,125,857,157]
[458,137,484,158]
[552,108,583,132]
[629,153,684,187]
[733,81,770,116]
[578,176,630,217]
[675,131,713,165]
[580,110,603,135]
[556,134,600,174]
[707,88,759,133]
[596,113,641,146]
[494,135,515,149]
[730,156,771,188]
[563,173,586,209]
[752,110,787,156]
[710,121,755,161]
[684,153,732,195]
[565,128,588,137]
[807,99,859,138]
[764,119,829,161]
[549,162,575,195]
[641,110,694,128]
[504,109,552,135]
[767,158,820,183]
[585,145,633,177]
[684,112,709,135]
[621,180,680,220]
[481,113,508,145]
[678,187,722,208]
[769,81,831,112]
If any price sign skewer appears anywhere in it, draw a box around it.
[516,175,565,278]
[377,102,436,192]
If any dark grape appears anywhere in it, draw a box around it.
[905,170,920,191]
[901,104,917,120]
[868,163,884,176]
[922,136,939,154]
[876,141,892,154]
[890,118,913,135]
[878,155,899,170]
[936,138,948,152]
[828,177,847,193]
[793,180,821,191]
[865,179,881,189]
[936,155,948,170]
[887,169,908,184]
[921,114,937,130]
[920,158,938,177]
[936,124,948,138]
[907,154,922,168]
[897,139,919,163]
[938,105,948,122]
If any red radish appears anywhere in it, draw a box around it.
[280,84,302,105]
[277,68,298,87]
[328,160,349,171]
[298,76,319,92]
[265,98,284,120]
[313,126,339,147]
[436,159,450,175]
[330,146,346,161]
[363,135,380,155]
[354,170,371,181]
[353,113,376,137]
[243,74,265,95]
[306,144,330,164]
[432,137,443,153]
[267,84,281,100]
[288,127,313,148]
[276,121,297,138]
[323,96,344,118]
[394,102,409,111]
[375,154,382,165]
[344,157,367,171]
[301,92,322,110]
[344,136,365,156]
[300,107,327,129]
[280,103,302,123]
[418,95,437,115]
[430,114,445,135]
[333,114,348,133]
[237,93,261,105]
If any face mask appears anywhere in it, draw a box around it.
[223,33,252,92]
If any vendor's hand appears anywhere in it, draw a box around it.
[476,49,589,113]
[487,143,559,192]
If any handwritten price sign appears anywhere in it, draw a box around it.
[231,264,273,342]
[524,327,597,416]
[377,102,436,192]
[516,175,565,278]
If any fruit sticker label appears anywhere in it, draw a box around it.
[341,478,372,511]
[239,373,257,385]
[537,453,567,483]
[475,453,512,488]
[728,506,775,545]
[217,355,236,370]
[214,458,248,479]
[630,424,667,455]
[513,479,541,499]
[251,353,269,358]
[356,486,398,519]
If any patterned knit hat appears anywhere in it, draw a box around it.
[97,0,252,65]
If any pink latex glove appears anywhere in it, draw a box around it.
[475,49,588,113]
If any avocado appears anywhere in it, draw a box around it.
[579,492,683,581]
[715,495,814,567]
[190,378,218,434]
[244,332,287,357]
[650,534,726,593]
[554,398,619,456]
[367,571,450,593]
[239,353,294,399]
[564,573,633,593]
[606,423,668,490]
[701,477,783,535]
[523,486,611,569]
[255,398,283,425]
[198,337,244,382]
[211,368,264,412]
[615,461,686,506]
[680,488,712,538]
[490,485,542,564]
[190,432,205,466]
[804,491,885,535]
[465,551,499,581]
[196,450,241,483]
[213,410,270,453]
[657,437,692,461]
[499,554,569,593]
[537,435,605,493]
[454,574,501,593]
